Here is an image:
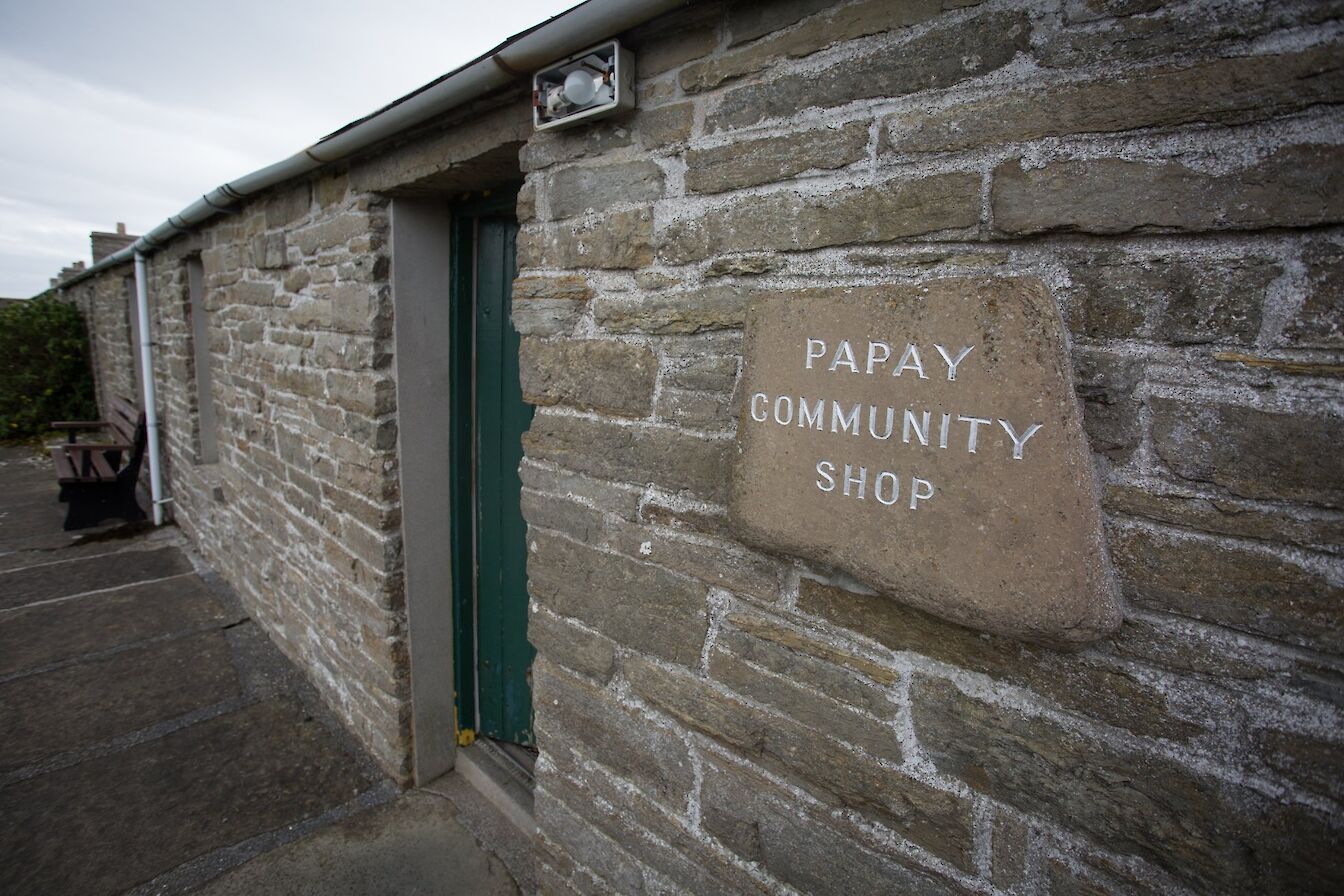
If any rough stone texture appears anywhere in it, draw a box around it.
[912,676,1343,894]
[1063,251,1279,344]
[886,44,1344,154]
[525,530,708,669]
[798,579,1206,742]
[659,172,982,262]
[62,1,1344,893]
[732,277,1120,644]
[993,144,1344,236]
[1150,397,1344,508]
[519,338,657,417]
[519,207,654,270]
[700,756,964,896]
[523,410,732,501]
[1108,523,1344,654]
[686,121,870,194]
[1281,236,1344,348]
[545,161,665,220]
[707,9,1030,131]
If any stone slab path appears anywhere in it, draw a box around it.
[0,446,528,895]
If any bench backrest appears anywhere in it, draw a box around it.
[108,396,144,450]
[109,397,148,483]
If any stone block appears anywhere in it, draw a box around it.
[523,410,732,502]
[511,275,593,337]
[520,122,634,173]
[1063,251,1278,343]
[797,579,1205,742]
[1281,236,1344,349]
[1102,482,1344,554]
[655,387,734,429]
[708,643,903,762]
[1038,0,1340,69]
[527,530,707,667]
[534,789,648,894]
[608,519,786,601]
[992,144,1344,236]
[911,675,1344,894]
[659,172,980,262]
[1253,726,1344,804]
[886,44,1344,154]
[545,161,665,220]
[527,608,616,684]
[707,9,1028,131]
[704,254,783,278]
[533,659,694,807]
[1150,397,1344,508]
[661,341,740,392]
[293,213,369,256]
[1108,523,1343,655]
[594,285,748,334]
[518,208,653,270]
[542,737,773,895]
[686,122,869,194]
[519,458,643,518]
[226,280,276,307]
[624,656,976,869]
[700,756,964,896]
[1072,348,1143,463]
[519,337,657,417]
[521,487,608,545]
[637,101,694,150]
[265,184,312,228]
[725,609,899,688]
[251,232,288,270]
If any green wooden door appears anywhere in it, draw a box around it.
[450,198,534,746]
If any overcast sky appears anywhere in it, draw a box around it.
[0,0,579,297]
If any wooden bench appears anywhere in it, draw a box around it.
[50,396,148,530]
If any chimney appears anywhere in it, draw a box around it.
[90,223,138,262]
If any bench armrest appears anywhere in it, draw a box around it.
[51,420,107,429]
[62,442,131,453]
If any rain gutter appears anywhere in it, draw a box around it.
[54,0,686,288]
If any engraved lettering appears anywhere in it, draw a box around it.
[842,464,867,499]
[868,406,894,441]
[934,344,975,381]
[798,397,825,430]
[773,395,794,426]
[750,392,768,423]
[958,415,992,454]
[830,340,859,373]
[816,460,836,492]
[875,471,900,506]
[999,419,1043,460]
[805,338,826,370]
[865,341,891,375]
[909,477,934,509]
[831,402,861,435]
[903,409,931,446]
[893,343,927,379]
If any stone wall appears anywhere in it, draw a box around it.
[68,270,138,417]
[517,1,1343,893]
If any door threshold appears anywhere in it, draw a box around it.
[455,739,535,836]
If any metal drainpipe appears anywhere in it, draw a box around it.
[132,251,166,525]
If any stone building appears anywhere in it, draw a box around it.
[48,0,1342,892]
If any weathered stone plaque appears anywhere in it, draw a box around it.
[730,277,1121,645]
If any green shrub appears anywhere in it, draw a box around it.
[0,297,98,441]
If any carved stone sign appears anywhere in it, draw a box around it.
[730,277,1120,645]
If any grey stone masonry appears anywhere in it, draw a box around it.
[63,0,1343,893]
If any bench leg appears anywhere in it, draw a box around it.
[62,483,147,531]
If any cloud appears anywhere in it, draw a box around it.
[0,0,579,296]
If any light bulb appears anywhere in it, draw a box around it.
[562,70,599,106]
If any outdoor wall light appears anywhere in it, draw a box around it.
[533,40,635,131]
